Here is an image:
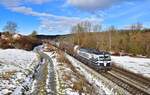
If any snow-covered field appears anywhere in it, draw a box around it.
[0,49,38,94]
[112,56,150,78]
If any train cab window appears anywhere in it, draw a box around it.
[99,57,104,61]
[99,56,104,61]
[95,58,99,61]
[104,56,111,61]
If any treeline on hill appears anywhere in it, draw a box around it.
[0,32,41,50]
[63,21,150,57]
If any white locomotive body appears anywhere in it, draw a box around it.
[74,45,112,71]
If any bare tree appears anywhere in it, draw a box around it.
[71,21,102,48]
[30,30,37,36]
[108,26,116,51]
[130,22,143,31]
[93,24,101,32]
[136,22,143,30]
[3,21,18,34]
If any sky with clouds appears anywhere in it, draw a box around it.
[0,0,150,35]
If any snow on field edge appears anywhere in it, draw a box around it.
[112,56,150,78]
[0,49,39,95]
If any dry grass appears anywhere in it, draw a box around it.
[44,44,57,52]
[72,73,94,94]
[62,75,71,81]
[72,76,86,91]
[56,49,70,64]
[56,50,78,73]
[72,81,83,91]
[0,71,16,80]
[56,50,94,94]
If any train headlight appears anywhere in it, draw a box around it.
[104,62,107,66]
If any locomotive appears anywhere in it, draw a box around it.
[50,41,112,72]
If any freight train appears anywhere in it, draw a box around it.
[50,41,112,72]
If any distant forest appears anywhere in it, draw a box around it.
[62,21,150,57]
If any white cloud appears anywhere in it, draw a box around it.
[39,16,101,33]
[0,0,51,17]
[67,0,131,11]
[26,0,50,4]
[0,0,22,7]
[11,6,51,16]
[0,0,50,7]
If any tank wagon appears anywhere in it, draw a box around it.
[50,41,112,72]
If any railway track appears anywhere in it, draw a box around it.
[73,55,150,95]
[66,52,150,95]
[74,54,150,94]
[112,66,150,88]
[101,69,150,95]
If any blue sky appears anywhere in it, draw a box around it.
[0,0,150,35]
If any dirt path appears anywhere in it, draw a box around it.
[32,47,57,95]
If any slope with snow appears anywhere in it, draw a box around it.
[112,56,150,78]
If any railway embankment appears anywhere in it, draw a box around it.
[66,53,131,95]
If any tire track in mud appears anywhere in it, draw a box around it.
[32,48,57,95]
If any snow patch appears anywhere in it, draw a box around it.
[0,49,38,94]
[112,56,150,78]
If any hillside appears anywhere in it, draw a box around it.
[0,32,41,50]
